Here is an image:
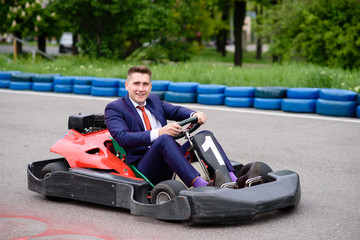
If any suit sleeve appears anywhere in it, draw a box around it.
[105,101,152,149]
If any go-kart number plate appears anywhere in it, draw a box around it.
[191,131,229,176]
[201,136,225,166]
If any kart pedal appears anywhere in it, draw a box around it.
[220,182,238,189]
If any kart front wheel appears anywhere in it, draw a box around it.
[150,180,187,204]
[41,161,69,179]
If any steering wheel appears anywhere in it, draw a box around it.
[173,116,201,140]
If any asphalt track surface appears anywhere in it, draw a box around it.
[0,89,359,240]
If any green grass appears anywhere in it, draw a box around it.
[1,48,359,93]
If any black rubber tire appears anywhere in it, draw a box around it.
[150,180,187,204]
[41,161,69,179]
[11,73,35,82]
[238,162,273,183]
[255,87,287,98]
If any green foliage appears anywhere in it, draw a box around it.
[2,0,61,38]
[261,0,360,70]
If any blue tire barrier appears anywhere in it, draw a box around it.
[287,88,319,99]
[152,80,171,91]
[11,73,35,82]
[357,106,360,118]
[118,79,126,88]
[225,97,254,108]
[151,91,166,100]
[165,91,197,103]
[0,71,21,80]
[254,98,282,110]
[255,87,287,98]
[91,86,118,97]
[32,82,54,92]
[197,84,225,94]
[168,82,199,93]
[316,99,357,117]
[53,76,75,85]
[73,85,92,95]
[319,89,357,101]
[281,99,317,113]
[33,74,60,83]
[357,94,360,105]
[9,81,32,90]
[73,76,93,85]
[0,80,10,88]
[92,78,119,87]
[225,86,255,98]
[118,88,128,97]
[54,84,73,93]
[197,94,225,105]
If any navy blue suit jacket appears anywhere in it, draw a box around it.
[105,94,194,164]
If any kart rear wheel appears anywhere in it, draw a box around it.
[150,180,187,204]
[41,161,69,179]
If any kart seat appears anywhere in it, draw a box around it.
[110,137,155,187]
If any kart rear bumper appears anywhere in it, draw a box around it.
[28,159,300,223]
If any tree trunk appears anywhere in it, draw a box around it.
[14,31,22,55]
[255,4,263,60]
[233,0,246,66]
[37,34,46,53]
[72,33,79,55]
[216,1,230,57]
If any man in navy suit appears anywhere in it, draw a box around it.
[105,65,237,187]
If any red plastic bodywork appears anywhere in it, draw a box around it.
[50,129,137,178]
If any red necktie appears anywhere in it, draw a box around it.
[137,106,152,130]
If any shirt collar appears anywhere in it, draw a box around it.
[129,97,147,108]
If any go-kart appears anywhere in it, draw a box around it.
[27,113,301,223]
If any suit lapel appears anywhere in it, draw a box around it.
[146,95,167,126]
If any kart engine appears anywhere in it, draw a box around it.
[68,113,107,134]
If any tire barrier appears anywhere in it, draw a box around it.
[152,80,171,91]
[197,84,225,94]
[281,99,317,113]
[0,80,11,88]
[10,81,32,90]
[255,87,287,98]
[254,98,282,110]
[224,87,255,108]
[316,99,357,117]
[287,88,319,99]
[151,91,166,100]
[197,94,225,105]
[1,70,359,119]
[168,82,199,93]
[91,86,118,97]
[118,88,128,97]
[165,91,197,103]
[53,76,75,93]
[319,88,357,101]
[225,97,254,108]
[32,82,54,92]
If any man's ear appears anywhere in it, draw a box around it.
[125,81,129,90]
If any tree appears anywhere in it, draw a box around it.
[261,0,360,69]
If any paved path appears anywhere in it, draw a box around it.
[0,89,359,240]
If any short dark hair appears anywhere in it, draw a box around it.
[127,65,152,80]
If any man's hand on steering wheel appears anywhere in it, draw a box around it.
[159,122,182,137]
[193,111,207,125]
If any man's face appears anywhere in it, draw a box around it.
[125,72,152,105]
